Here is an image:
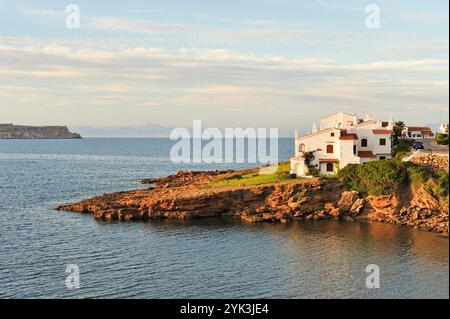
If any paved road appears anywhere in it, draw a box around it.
[421,138,449,154]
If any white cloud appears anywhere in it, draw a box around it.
[0,36,447,128]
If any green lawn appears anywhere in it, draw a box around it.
[207,162,295,187]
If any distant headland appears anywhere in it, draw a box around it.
[0,124,81,139]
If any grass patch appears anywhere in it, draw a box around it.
[207,162,295,187]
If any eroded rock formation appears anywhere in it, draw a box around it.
[56,169,449,236]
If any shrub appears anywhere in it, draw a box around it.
[303,151,315,166]
[405,162,432,190]
[307,165,320,177]
[339,159,449,202]
[338,159,408,196]
[436,133,449,145]
[393,138,412,155]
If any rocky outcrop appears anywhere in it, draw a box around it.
[337,191,359,212]
[139,169,245,188]
[56,167,448,236]
[0,124,81,139]
[57,177,346,223]
[359,186,448,235]
[411,153,449,172]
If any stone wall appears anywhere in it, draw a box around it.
[411,153,449,172]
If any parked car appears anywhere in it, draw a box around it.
[412,140,424,150]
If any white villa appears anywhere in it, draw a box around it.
[439,122,449,134]
[402,126,434,139]
[290,112,394,177]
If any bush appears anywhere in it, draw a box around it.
[339,159,449,202]
[304,151,315,166]
[393,138,412,155]
[338,159,408,196]
[405,162,432,189]
[425,170,449,203]
[307,165,320,177]
[436,133,449,145]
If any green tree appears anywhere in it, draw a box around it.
[392,121,406,147]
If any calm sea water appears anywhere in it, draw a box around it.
[0,138,448,299]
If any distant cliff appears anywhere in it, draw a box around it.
[0,124,82,139]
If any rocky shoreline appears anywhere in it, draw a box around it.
[56,167,449,237]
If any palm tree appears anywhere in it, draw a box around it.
[393,121,406,144]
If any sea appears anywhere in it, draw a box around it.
[0,138,448,298]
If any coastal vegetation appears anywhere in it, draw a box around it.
[436,133,449,145]
[392,121,405,145]
[338,158,449,205]
[207,162,295,187]
[393,138,412,155]
[390,121,412,156]
[57,155,449,235]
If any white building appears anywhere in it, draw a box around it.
[290,112,394,177]
[402,126,434,139]
[439,122,449,134]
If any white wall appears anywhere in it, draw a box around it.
[296,128,340,168]
[373,135,392,155]
[319,162,338,174]
[320,112,357,130]
[339,139,360,167]
[293,114,394,177]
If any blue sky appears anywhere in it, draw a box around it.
[0,0,448,136]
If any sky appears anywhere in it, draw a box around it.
[0,0,448,137]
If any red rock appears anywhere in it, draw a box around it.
[55,165,448,234]
[349,198,365,216]
[338,191,359,212]
[328,208,341,218]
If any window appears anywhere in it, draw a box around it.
[326,163,334,172]
[326,145,334,154]
[380,138,386,146]
[382,122,389,127]
[353,145,357,155]
[380,156,386,160]
[361,139,368,147]
[330,132,335,137]
[299,143,306,152]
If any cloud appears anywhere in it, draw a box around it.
[0,35,447,128]
[21,8,66,18]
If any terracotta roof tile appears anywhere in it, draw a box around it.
[407,126,432,132]
[340,130,358,140]
[358,151,375,158]
[319,158,339,162]
[372,129,393,134]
